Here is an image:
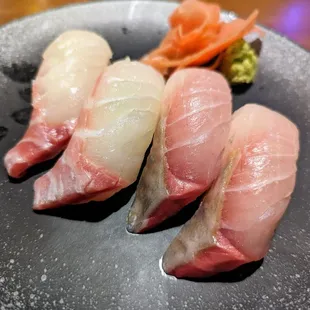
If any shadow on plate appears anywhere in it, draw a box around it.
[11,107,32,125]
[36,183,137,222]
[1,62,37,83]
[231,83,253,95]
[184,259,264,283]
[0,126,8,141]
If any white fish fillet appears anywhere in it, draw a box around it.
[33,59,165,210]
[4,30,112,178]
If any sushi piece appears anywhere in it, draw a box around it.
[127,68,232,233]
[162,104,300,278]
[4,30,112,178]
[33,59,164,210]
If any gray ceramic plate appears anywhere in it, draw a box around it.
[0,1,309,309]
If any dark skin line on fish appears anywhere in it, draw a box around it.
[134,196,201,234]
[162,151,242,276]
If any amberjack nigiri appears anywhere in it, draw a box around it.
[127,68,232,233]
[163,104,299,278]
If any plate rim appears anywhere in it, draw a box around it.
[0,0,309,56]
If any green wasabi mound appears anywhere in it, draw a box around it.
[220,39,258,84]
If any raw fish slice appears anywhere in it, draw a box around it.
[162,104,299,278]
[127,68,232,233]
[33,59,164,210]
[4,30,112,178]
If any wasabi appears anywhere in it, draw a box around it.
[220,39,258,84]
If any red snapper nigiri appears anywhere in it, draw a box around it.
[4,30,112,178]
[33,59,164,210]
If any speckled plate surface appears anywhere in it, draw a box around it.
[0,1,309,309]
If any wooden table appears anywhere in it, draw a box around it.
[1,0,309,50]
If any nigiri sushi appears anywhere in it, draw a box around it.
[162,104,300,278]
[127,68,232,233]
[4,30,112,178]
[33,59,165,210]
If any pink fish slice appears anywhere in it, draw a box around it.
[162,104,300,278]
[127,68,232,233]
[4,30,112,178]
